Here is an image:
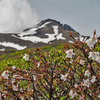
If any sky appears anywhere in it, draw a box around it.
[27,0,100,36]
[0,0,100,36]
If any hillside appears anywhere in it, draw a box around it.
[0,19,89,51]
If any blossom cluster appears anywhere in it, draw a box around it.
[62,33,100,99]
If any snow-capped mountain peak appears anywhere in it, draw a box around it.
[0,19,89,51]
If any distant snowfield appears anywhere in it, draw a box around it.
[12,25,66,43]
[0,42,27,50]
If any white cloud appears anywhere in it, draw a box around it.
[0,0,39,33]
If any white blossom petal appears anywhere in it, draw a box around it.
[85,34,98,49]
[1,71,9,79]
[88,52,98,60]
[91,76,96,83]
[95,56,100,63]
[65,49,75,58]
[80,59,85,65]
[12,65,16,69]
[74,84,78,88]
[61,73,68,81]
[84,70,90,77]
[23,53,29,61]
[69,90,77,98]
[83,79,90,87]
[98,95,100,98]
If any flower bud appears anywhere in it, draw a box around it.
[87,64,91,69]
[85,49,88,53]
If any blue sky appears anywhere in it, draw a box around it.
[27,0,100,36]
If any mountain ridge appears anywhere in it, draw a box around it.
[0,19,89,51]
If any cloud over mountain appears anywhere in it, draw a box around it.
[0,0,39,33]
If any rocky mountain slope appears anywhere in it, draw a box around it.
[0,19,89,51]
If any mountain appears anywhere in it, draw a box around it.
[0,19,89,51]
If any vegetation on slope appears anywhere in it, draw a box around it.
[0,32,100,99]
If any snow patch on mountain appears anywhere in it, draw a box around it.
[56,33,65,40]
[37,21,51,29]
[0,42,27,50]
[17,21,51,37]
[0,48,5,51]
[12,26,65,43]
[18,31,36,37]
[52,26,58,35]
